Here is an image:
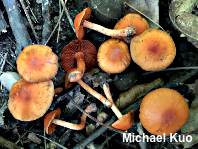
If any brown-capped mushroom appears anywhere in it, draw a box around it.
[44,103,97,135]
[97,39,131,74]
[130,28,176,71]
[61,39,97,82]
[139,88,189,136]
[114,13,149,43]
[8,78,54,121]
[74,7,136,39]
[17,44,58,83]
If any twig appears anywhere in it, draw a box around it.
[19,0,39,43]
[98,133,118,149]
[125,2,165,31]
[0,53,16,70]
[41,0,52,44]
[0,136,24,149]
[60,0,76,33]
[56,0,62,43]
[24,130,68,149]
[2,0,31,56]
[72,117,116,149]
[142,66,198,76]
[45,4,65,45]
[0,53,7,71]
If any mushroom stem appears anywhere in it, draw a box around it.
[77,79,112,107]
[103,84,123,119]
[69,52,86,82]
[52,114,87,130]
[83,20,136,37]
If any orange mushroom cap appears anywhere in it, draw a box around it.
[61,39,97,73]
[139,88,189,136]
[130,29,176,71]
[97,39,131,74]
[17,44,58,83]
[44,108,61,135]
[114,14,149,43]
[74,7,91,39]
[8,78,54,121]
[111,110,135,130]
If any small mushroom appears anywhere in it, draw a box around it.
[17,44,58,83]
[130,28,176,71]
[97,39,131,74]
[114,13,149,43]
[61,39,97,82]
[74,7,136,39]
[139,88,189,136]
[103,84,135,130]
[8,78,54,121]
[44,103,97,135]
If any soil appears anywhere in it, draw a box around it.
[0,0,198,149]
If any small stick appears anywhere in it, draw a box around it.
[0,53,7,71]
[0,136,24,149]
[19,0,39,43]
[45,5,65,45]
[0,53,16,70]
[60,0,75,33]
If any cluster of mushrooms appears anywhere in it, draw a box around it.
[8,7,189,137]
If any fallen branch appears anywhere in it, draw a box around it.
[2,0,31,56]
[0,136,24,149]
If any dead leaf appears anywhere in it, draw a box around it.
[169,0,198,48]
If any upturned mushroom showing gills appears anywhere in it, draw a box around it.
[61,39,97,82]
[103,84,135,130]
[97,39,131,74]
[44,103,97,135]
[114,13,149,43]
[8,78,54,121]
[74,7,136,39]
[139,88,189,136]
[130,28,176,71]
[17,44,58,83]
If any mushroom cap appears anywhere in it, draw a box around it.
[8,78,54,121]
[111,110,135,130]
[61,39,97,72]
[44,108,61,135]
[139,88,189,136]
[97,39,131,74]
[130,29,176,71]
[74,7,91,39]
[17,44,58,83]
[114,13,149,43]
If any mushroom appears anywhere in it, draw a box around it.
[97,39,131,74]
[130,28,176,71]
[103,84,135,130]
[61,39,97,82]
[139,88,189,136]
[17,44,58,83]
[44,103,97,135]
[74,7,136,39]
[114,13,149,43]
[8,78,54,121]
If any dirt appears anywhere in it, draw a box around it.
[0,0,198,149]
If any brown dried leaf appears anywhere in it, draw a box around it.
[169,0,198,48]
